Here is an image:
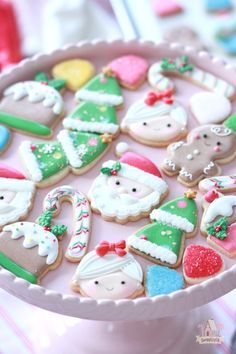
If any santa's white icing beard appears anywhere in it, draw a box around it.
[89,175,162,221]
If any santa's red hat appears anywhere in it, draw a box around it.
[0,164,35,191]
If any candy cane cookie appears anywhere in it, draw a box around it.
[199,174,236,193]
[43,185,91,262]
[148,55,235,99]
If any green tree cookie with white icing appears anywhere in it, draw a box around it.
[128,191,198,267]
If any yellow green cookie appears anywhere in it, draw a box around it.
[52,59,95,91]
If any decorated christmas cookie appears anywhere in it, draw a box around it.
[75,70,123,107]
[199,174,236,193]
[145,265,184,297]
[183,244,224,285]
[71,240,144,300]
[0,210,67,284]
[0,164,35,230]
[88,151,168,224]
[148,56,235,99]
[0,125,11,154]
[43,185,91,262]
[205,0,232,13]
[190,92,232,125]
[52,59,95,91]
[162,116,236,186]
[153,0,183,17]
[0,72,65,137]
[121,90,188,147]
[128,191,198,267]
[106,55,148,90]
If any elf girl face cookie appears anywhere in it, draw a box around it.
[0,164,35,229]
[162,120,236,186]
[71,240,144,300]
[121,90,188,146]
[0,73,65,137]
[128,191,198,267]
[88,152,168,224]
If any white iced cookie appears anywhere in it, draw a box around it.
[71,240,144,300]
[190,92,232,124]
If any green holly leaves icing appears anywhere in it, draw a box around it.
[38,210,67,238]
[161,56,194,74]
[35,72,66,91]
[207,217,228,239]
[101,161,121,176]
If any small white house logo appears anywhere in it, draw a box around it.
[196,319,224,344]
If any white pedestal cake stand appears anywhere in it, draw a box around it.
[0,40,236,353]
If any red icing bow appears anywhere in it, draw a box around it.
[144,89,173,106]
[95,240,127,257]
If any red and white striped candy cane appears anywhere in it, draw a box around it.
[43,185,90,262]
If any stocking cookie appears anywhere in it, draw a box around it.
[106,55,148,90]
[43,185,91,262]
[148,56,235,99]
[128,191,198,267]
[199,174,236,193]
[162,117,236,186]
[71,240,144,300]
[0,72,65,137]
[88,151,168,224]
[0,164,35,230]
[52,59,95,91]
[75,70,123,108]
[0,210,67,284]
[0,125,11,154]
[121,90,188,147]
[183,244,224,285]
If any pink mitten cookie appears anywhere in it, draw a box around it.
[71,240,144,300]
[183,244,224,285]
[88,152,168,224]
[121,90,188,146]
[106,55,149,90]
[0,72,65,137]
[162,116,236,186]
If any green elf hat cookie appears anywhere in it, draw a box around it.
[224,113,236,132]
[62,101,119,135]
[128,190,198,267]
[75,68,123,107]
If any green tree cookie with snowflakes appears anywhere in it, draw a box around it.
[128,190,198,268]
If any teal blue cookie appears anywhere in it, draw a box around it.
[0,125,10,153]
[145,265,184,297]
[205,0,232,12]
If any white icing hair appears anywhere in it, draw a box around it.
[211,126,232,136]
[74,251,143,282]
[121,99,187,128]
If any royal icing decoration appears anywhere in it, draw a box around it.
[128,191,198,267]
[121,91,188,146]
[145,265,184,297]
[199,174,236,193]
[0,72,65,137]
[148,56,235,99]
[162,120,236,186]
[106,55,148,89]
[88,152,168,223]
[208,222,236,258]
[52,59,95,91]
[183,244,224,284]
[204,195,236,224]
[190,92,232,124]
[71,240,144,300]
[0,125,10,154]
[43,185,90,262]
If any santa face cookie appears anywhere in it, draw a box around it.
[148,55,235,99]
[0,210,67,284]
[0,164,35,229]
[121,90,188,146]
[162,119,236,186]
[199,174,236,193]
[0,73,65,137]
[88,152,168,224]
[71,240,144,300]
[128,191,198,267]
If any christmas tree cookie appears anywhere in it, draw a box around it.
[128,191,198,267]
[0,72,65,137]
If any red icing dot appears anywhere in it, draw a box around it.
[111,170,118,176]
[204,190,219,203]
[184,245,223,278]
[31,145,36,151]
[177,200,187,208]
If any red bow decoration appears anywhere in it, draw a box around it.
[95,240,127,257]
[144,89,173,106]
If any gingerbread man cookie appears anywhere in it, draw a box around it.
[162,117,236,186]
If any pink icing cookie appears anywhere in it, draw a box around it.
[107,55,149,90]
[71,240,144,300]
[153,0,183,17]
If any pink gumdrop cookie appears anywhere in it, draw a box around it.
[153,0,183,17]
[107,55,149,89]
